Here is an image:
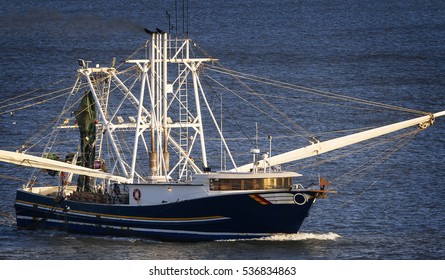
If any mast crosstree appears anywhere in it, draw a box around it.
[79,33,222,183]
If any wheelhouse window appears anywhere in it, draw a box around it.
[209,177,292,191]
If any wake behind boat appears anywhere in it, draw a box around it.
[1,32,443,241]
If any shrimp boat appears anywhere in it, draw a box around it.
[1,32,444,241]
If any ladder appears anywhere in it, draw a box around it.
[178,62,190,181]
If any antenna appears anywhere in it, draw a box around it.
[255,122,259,150]
[220,90,223,171]
[174,0,178,36]
[177,0,189,37]
[250,123,260,173]
[173,0,189,37]
[186,0,189,36]
[166,11,172,33]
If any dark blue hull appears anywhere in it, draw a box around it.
[14,189,317,241]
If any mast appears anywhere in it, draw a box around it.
[232,111,445,172]
[128,32,226,181]
[150,33,157,177]
[163,33,170,174]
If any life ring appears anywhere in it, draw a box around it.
[294,193,308,205]
[132,188,141,201]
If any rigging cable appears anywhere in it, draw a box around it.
[0,79,67,107]
[333,129,420,188]
[203,73,316,144]
[201,75,257,147]
[18,84,88,152]
[192,42,318,143]
[0,88,71,116]
[336,130,420,207]
[205,65,430,116]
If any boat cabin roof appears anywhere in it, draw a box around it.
[194,171,302,180]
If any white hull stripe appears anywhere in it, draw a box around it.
[261,194,295,204]
[254,193,300,204]
[16,216,268,238]
[15,201,230,224]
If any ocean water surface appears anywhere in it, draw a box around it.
[0,0,444,260]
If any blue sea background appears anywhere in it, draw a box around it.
[0,0,444,260]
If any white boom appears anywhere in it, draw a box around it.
[232,111,445,172]
[0,150,130,183]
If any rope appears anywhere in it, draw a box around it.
[202,84,404,116]
[333,129,419,188]
[0,173,29,183]
[0,90,70,116]
[115,45,146,69]
[201,75,256,147]
[194,42,319,143]
[316,129,419,207]
[203,73,316,144]
[0,79,67,106]
[18,87,87,152]
[205,65,429,116]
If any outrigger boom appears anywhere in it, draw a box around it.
[233,111,445,172]
[0,150,129,183]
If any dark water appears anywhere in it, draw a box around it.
[1,0,445,260]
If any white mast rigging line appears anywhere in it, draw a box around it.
[187,61,208,169]
[130,62,148,183]
[194,69,237,171]
[166,67,193,119]
[202,74,310,145]
[110,71,152,120]
[23,78,83,187]
[86,71,149,183]
[177,129,199,179]
[83,69,129,178]
[163,32,169,175]
[167,136,202,174]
